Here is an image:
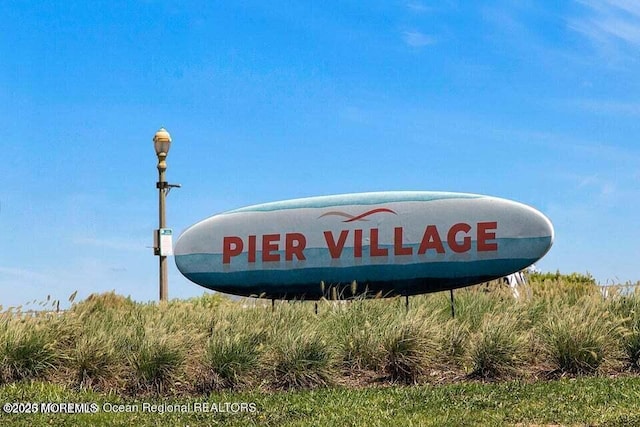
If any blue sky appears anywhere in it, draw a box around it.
[1,1,639,308]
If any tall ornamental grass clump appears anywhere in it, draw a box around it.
[66,326,121,391]
[69,291,135,316]
[268,328,337,390]
[125,324,188,395]
[263,302,337,389]
[133,336,184,394]
[90,299,206,396]
[56,292,137,391]
[467,311,530,379]
[601,293,640,369]
[449,286,514,332]
[539,296,624,375]
[197,305,268,391]
[438,319,470,369]
[382,318,439,384]
[202,332,263,391]
[0,315,57,383]
[328,299,394,373]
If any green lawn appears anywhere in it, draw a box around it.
[2,377,640,426]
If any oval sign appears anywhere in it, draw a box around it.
[174,191,554,299]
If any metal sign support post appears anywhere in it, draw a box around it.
[450,289,455,318]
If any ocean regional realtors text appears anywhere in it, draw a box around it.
[222,221,498,264]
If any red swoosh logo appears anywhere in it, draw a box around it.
[318,208,397,222]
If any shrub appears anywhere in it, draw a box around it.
[528,272,600,304]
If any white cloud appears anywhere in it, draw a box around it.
[406,2,431,13]
[571,0,640,56]
[573,174,617,198]
[597,0,640,17]
[402,30,436,47]
[566,98,640,117]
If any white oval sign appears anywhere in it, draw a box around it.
[174,191,554,299]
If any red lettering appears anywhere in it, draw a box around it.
[248,235,256,263]
[227,221,497,266]
[324,230,349,259]
[447,223,471,253]
[477,221,498,252]
[370,228,388,257]
[285,233,306,261]
[394,227,412,256]
[354,229,363,258]
[418,225,445,254]
[262,234,280,262]
[223,236,243,264]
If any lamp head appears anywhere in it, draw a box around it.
[153,128,172,157]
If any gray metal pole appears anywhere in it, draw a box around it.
[158,155,168,302]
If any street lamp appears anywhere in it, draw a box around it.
[153,127,180,301]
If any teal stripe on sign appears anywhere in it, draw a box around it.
[183,258,537,288]
[224,191,482,214]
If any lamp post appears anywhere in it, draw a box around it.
[153,127,177,302]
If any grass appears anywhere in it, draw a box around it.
[467,312,529,379]
[200,332,263,391]
[609,294,640,369]
[0,317,57,383]
[128,331,185,395]
[269,329,336,390]
[382,318,437,384]
[540,296,625,375]
[1,272,640,396]
[3,273,640,424]
[67,328,119,390]
[2,377,640,426]
[330,299,390,372]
